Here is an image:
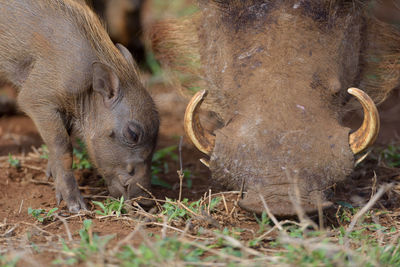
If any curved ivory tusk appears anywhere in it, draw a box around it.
[184,90,215,155]
[348,87,380,154]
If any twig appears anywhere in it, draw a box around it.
[229,178,245,217]
[184,237,280,264]
[181,220,192,239]
[144,222,211,240]
[208,189,211,216]
[0,224,19,238]
[28,179,104,190]
[286,169,318,231]
[18,199,24,214]
[211,230,264,257]
[177,201,201,218]
[345,183,393,245]
[112,224,142,253]
[55,215,72,241]
[371,171,377,199]
[209,191,241,198]
[316,193,324,231]
[161,215,167,239]
[19,222,60,238]
[30,145,41,156]
[280,235,356,258]
[391,233,400,257]
[136,182,162,211]
[182,238,246,262]
[177,136,184,202]
[23,164,45,172]
[177,170,184,203]
[221,194,229,215]
[259,194,283,231]
[42,213,92,229]
[182,262,226,266]
[256,220,301,241]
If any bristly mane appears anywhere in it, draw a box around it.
[38,0,141,85]
[198,0,363,12]
[198,0,366,26]
[151,0,400,106]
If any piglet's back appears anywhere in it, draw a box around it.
[0,0,133,95]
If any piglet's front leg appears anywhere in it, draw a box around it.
[46,150,87,213]
[19,89,86,212]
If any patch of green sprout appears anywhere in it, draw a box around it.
[278,242,339,267]
[183,169,193,189]
[145,51,162,76]
[39,144,49,159]
[212,227,244,247]
[72,139,92,170]
[151,145,178,189]
[38,141,90,168]
[275,225,400,267]
[162,197,221,222]
[8,153,20,169]
[381,144,400,167]
[92,196,126,217]
[336,201,359,223]
[187,86,203,92]
[0,254,20,267]
[367,240,400,266]
[248,211,272,247]
[151,145,193,189]
[27,207,58,223]
[255,211,271,233]
[117,236,205,266]
[52,219,114,265]
[152,0,199,18]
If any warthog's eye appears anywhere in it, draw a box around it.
[123,122,142,145]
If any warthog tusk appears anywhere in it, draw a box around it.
[348,88,380,154]
[184,90,215,155]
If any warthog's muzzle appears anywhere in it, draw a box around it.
[184,88,380,214]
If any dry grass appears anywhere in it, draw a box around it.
[2,145,400,266]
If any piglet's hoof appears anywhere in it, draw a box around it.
[55,173,87,213]
[57,190,87,213]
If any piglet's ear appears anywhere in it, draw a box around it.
[116,43,135,67]
[92,62,120,104]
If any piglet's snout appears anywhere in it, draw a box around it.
[117,162,152,202]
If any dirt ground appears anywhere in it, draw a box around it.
[2,0,400,265]
[2,75,400,266]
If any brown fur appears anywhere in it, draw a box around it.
[0,0,159,212]
[151,0,400,215]
[152,0,400,107]
[150,16,206,97]
[40,0,140,80]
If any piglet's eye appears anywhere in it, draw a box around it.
[128,127,138,143]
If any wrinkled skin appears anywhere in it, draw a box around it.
[84,61,158,206]
[0,0,159,212]
[202,2,360,215]
[152,0,400,215]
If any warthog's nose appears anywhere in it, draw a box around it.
[118,174,131,187]
[126,162,135,176]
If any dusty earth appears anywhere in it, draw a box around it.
[1,75,400,265]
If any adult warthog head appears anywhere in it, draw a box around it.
[151,0,400,215]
